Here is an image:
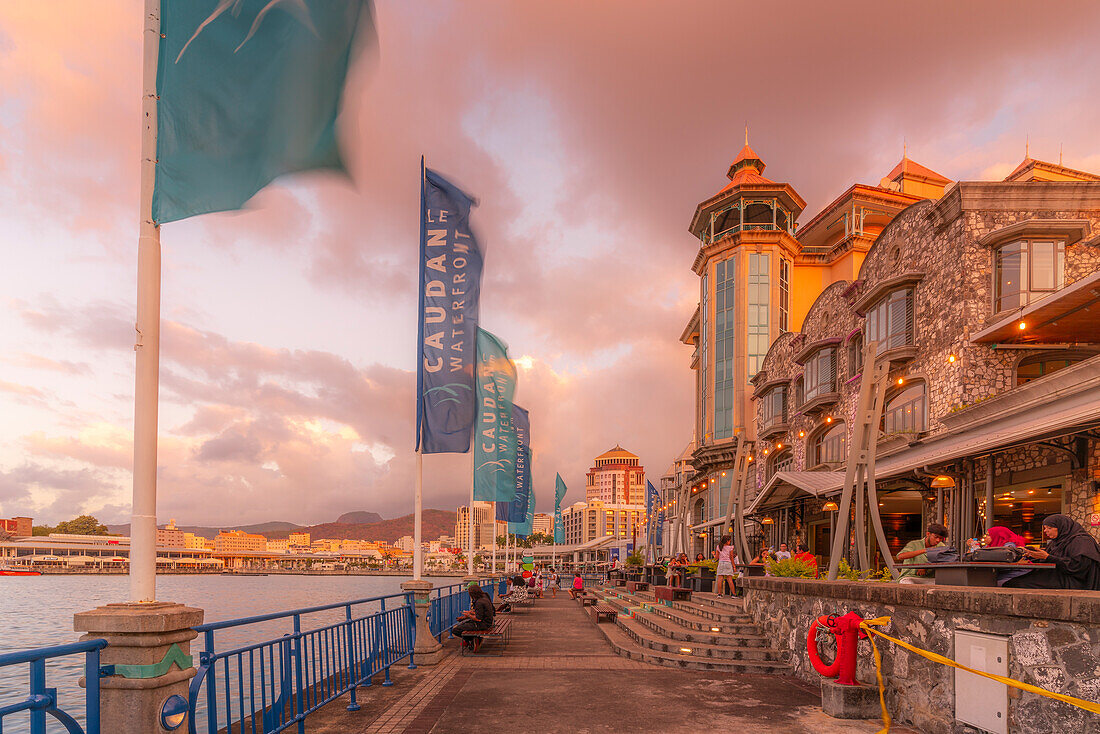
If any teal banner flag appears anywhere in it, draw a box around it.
[505,404,531,536]
[553,473,567,544]
[473,329,517,501]
[153,0,373,223]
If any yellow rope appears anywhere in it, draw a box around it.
[858,615,1100,733]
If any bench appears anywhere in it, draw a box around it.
[459,616,513,656]
[593,604,618,623]
[580,594,598,607]
[613,578,627,587]
[653,586,691,605]
[903,562,1056,587]
[626,581,649,593]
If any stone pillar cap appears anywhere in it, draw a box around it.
[75,602,204,634]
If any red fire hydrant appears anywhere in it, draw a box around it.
[807,611,865,685]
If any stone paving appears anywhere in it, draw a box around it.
[307,591,915,733]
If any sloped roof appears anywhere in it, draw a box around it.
[1003,157,1100,182]
[596,444,638,461]
[887,156,950,184]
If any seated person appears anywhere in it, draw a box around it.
[450,584,495,651]
[1005,514,1100,590]
[983,525,1030,586]
[666,553,689,587]
[774,543,792,561]
[793,542,818,578]
[496,575,528,612]
[569,572,585,599]
[895,523,949,584]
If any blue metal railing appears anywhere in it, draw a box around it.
[427,581,497,641]
[188,592,415,734]
[0,639,106,734]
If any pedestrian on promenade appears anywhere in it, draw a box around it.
[569,572,584,599]
[714,534,736,597]
[1006,514,1100,590]
[895,523,949,584]
[451,583,494,652]
[548,570,560,597]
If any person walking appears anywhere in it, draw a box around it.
[714,534,737,597]
[548,569,560,597]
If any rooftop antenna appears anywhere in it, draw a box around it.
[745,124,749,147]
[903,138,907,159]
[1025,135,1030,158]
[1059,143,1064,166]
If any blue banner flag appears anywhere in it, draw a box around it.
[415,167,485,453]
[504,405,531,536]
[554,473,567,544]
[473,329,517,501]
[153,0,373,223]
[647,480,663,548]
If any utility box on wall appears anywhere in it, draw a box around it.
[954,630,1009,734]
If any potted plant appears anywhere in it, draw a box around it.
[624,552,645,580]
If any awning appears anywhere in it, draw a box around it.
[690,517,732,531]
[971,270,1100,344]
[574,536,617,551]
[745,471,845,515]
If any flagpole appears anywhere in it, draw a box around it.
[413,449,423,581]
[130,0,162,604]
[467,453,474,576]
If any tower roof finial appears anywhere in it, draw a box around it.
[903,137,907,159]
[1025,134,1029,158]
[745,124,749,147]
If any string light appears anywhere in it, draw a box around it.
[1018,322,1027,330]
[826,416,833,423]
[897,377,905,385]
[947,354,957,363]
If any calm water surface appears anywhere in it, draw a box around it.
[0,574,463,734]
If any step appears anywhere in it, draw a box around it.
[615,615,783,662]
[591,614,790,674]
[595,586,754,622]
[594,590,761,635]
[592,592,772,647]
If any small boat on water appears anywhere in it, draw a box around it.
[0,564,42,576]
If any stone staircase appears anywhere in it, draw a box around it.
[586,585,789,674]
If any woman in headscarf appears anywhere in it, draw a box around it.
[1003,514,1100,590]
[982,525,1030,586]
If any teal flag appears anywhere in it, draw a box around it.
[553,473,567,544]
[520,470,535,537]
[153,0,373,223]
[473,329,518,502]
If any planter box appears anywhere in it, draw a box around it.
[690,575,714,593]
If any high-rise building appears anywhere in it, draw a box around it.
[156,519,184,548]
[213,530,267,553]
[561,500,645,547]
[288,532,311,548]
[585,445,646,505]
[455,502,500,550]
[532,513,553,536]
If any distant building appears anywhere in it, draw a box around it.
[182,532,208,550]
[437,534,456,548]
[266,538,289,553]
[532,513,553,536]
[455,502,497,550]
[395,535,414,552]
[213,530,267,553]
[586,445,646,505]
[156,519,184,548]
[561,499,644,547]
[0,517,32,538]
[288,532,311,548]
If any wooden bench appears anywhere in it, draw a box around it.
[613,578,627,587]
[626,581,649,593]
[653,586,691,605]
[580,594,598,607]
[459,616,513,656]
[593,604,618,623]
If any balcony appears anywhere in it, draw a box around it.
[759,413,789,440]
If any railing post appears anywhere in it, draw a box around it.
[30,657,46,734]
[344,604,360,712]
[74,602,203,734]
[401,580,443,666]
[404,593,417,670]
[203,630,216,734]
[86,645,102,734]
[292,614,305,734]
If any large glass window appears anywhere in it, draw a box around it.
[883,383,927,434]
[803,348,836,403]
[762,386,787,427]
[1016,352,1093,385]
[865,288,913,351]
[779,259,790,333]
[813,423,847,465]
[995,240,1065,312]
[768,450,793,479]
[700,273,708,440]
[714,257,738,439]
[748,253,770,378]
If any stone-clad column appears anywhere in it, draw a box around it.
[74,602,203,734]
[401,580,443,665]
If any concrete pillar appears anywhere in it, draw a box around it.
[400,580,443,666]
[74,602,203,734]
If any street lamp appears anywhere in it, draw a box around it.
[822,500,839,544]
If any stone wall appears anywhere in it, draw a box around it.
[743,577,1100,733]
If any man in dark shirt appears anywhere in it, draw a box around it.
[451,583,495,651]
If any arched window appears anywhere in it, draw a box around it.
[803,348,837,403]
[768,449,794,479]
[1016,351,1095,385]
[811,423,847,466]
[865,288,913,350]
[995,240,1065,313]
[883,382,927,434]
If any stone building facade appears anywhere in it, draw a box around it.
[744,177,1100,559]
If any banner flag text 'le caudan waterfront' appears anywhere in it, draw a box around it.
[554,473,567,544]
[502,404,532,536]
[153,0,374,223]
[473,329,517,501]
[415,166,485,454]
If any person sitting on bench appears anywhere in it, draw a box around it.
[497,575,528,612]
[451,583,495,652]
[569,572,584,599]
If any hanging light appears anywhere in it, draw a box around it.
[761,517,775,525]
[930,475,955,489]
[776,442,783,449]
[822,501,839,512]
[896,377,905,385]
[1018,321,1027,330]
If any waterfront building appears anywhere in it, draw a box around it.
[586,445,646,504]
[657,440,695,556]
[395,535,414,552]
[288,531,311,548]
[213,530,267,553]
[0,516,32,538]
[182,532,208,550]
[0,532,218,569]
[560,499,645,548]
[156,519,184,547]
[266,538,289,552]
[531,513,552,536]
[737,156,1100,561]
[454,502,503,550]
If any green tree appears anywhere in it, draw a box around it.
[54,515,109,536]
[32,525,54,536]
[473,554,483,567]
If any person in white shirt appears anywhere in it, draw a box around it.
[774,543,792,561]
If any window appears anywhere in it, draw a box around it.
[803,348,837,403]
[793,376,804,407]
[812,423,847,466]
[865,289,913,350]
[714,257,738,439]
[768,450,793,479]
[847,334,863,378]
[700,273,709,440]
[883,383,927,434]
[1016,351,1094,385]
[762,386,787,425]
[995,240,1065,313]
[779,259,790,333]
[748,253,770,378]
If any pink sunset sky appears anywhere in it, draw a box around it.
[2,1,1099,526]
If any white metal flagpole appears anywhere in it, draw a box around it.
[130,0,162,604]
[467,454,474,575]
[413,450,423,580]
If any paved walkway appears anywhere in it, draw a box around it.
[308,592,911,733]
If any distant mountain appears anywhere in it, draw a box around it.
[105,521,302,537]
[262,510,456,543]
[336,511,384,525]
